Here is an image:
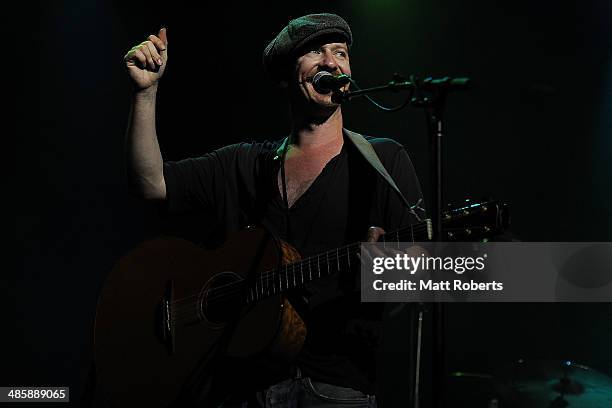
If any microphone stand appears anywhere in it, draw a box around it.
[338,76,470,408]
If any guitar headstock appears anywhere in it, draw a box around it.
[441,199,510,241]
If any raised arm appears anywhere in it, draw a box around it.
[124,28,168,200]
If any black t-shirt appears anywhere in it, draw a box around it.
[162,131,424,395]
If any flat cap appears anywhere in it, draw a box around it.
[263,13,353,82]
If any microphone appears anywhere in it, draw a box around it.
[312,72,351,94]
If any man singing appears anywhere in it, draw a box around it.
[124,13,424,407]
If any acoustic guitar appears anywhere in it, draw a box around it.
[94,200,509,406]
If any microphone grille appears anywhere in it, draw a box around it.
[313,71,333,83]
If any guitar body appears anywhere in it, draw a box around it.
[94,226,306,407]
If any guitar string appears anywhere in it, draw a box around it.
[167,204,487,312]
[167,223,435,322]
[167,225,428,321]
[168,242,364,322]
[168,225,434,324]
[172,223,482,322]
[169,222,429,308]
[169,222,430,307]
[168,247,366,324]
[169,224,484,325]
[165,203,494,324]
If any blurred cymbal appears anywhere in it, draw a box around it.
[495,359,612,408]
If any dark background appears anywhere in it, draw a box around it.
[15,0,611,406]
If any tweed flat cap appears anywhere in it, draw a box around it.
[263,13,353,81]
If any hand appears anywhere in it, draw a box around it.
[359,226,387,269]
[366,226,385,242]
[363,225,432,305]
[364,225,428,269]
[124,28,168,91]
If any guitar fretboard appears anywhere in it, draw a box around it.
[246,219,432,303]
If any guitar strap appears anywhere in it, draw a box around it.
[344,129,424,222]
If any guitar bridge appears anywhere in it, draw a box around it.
[159,280,175,356]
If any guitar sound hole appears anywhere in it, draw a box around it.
[199,272,244,326]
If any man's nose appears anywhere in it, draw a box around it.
[319,50,339,72]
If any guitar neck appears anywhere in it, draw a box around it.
[244,199,509,303]
[245,220,432,303]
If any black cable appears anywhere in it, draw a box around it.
[348,77,413,112]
